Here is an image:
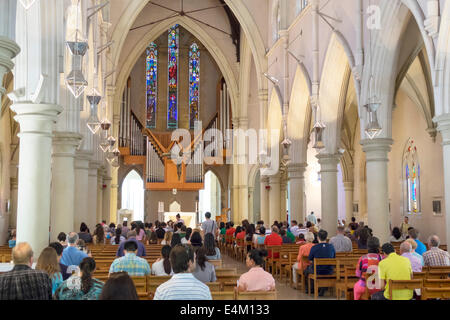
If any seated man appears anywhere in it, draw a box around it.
[408,229,427,256]
[400,241,422,272]
[154,244,212,300]
[61,232,88,268]
[116,231,146,257]
[304,229,336,296]
[264,226,283,259]
[329,226,353,253]
[423,235,450,267]
[372,243,413,300]
[109,240,151,276]
[0,242,52,300]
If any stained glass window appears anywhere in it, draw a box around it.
[146,42,158,128]
[403,138,421,214]
[167,25,179,129]
[189,43,200,129]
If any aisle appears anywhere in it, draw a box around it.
[220,254,336,300]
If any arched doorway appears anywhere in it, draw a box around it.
[199,171,221,222]
[121,170,144,222]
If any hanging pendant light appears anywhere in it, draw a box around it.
[312,121,326,150]
[281,138,292,166]
[86,89,102,134]
[66,30,88,98]
[364,101,382,139]
[99,119,111,152]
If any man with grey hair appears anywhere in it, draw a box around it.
[116,230,146,257]
[408,228,427,255]
[329,226,353,253]
[423,235,450,267]
[60,232,88,267]
[400,241,422,272]
[0,242,52,300]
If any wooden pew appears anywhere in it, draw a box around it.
[236,290,277,300]
[388,279,422,300]
[212,291,235,300]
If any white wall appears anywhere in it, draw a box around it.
[305,141,321,220]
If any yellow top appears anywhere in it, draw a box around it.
[378,252,413,300]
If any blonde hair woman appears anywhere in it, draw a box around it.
[36,247,63,295]
[161,231,173,245]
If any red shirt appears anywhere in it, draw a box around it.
[236,231,246,240]
[226,228,236,243]
[264,233,282,258]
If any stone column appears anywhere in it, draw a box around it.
[10,103,63,256]
[435,115,450,244]
[50,132,82,241]
[288,163,307,224]
[260,176,269,227]
[102,175,112,223]
[343,181,354,225]
[96,168,104,225]
[248,187,254,223]
[9,177,18,229]
[88,161,100,229]
[0,36,20,102]
[74,150,92,231]
[110,114,119,224]
[280,177,287,222]
[361,138,393,244]
[238,118,249,222]
[317,153,340,237]
[268,175,281,225]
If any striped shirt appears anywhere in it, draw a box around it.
[153,273,212,300]
[423,247,450,267]
[109,253,151,276]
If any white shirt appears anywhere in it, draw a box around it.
[153,273,212,300]
[151,259,173,276]
[307,214,317,224]
[290,225,300,237]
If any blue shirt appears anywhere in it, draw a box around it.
[308,243,336,275]
[109,253,151,276]
[116,238,146,257]
[60,246,88,267]
[153,273,212,300]
[415,239,427,256]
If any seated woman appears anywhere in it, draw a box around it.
[190,231,203,248]
[204,233,221,260]
[292,232,315,286]
[36,247,63,295]
[280,229,292,244]
[161,231,173,245]
[8,229,16,248]
[181,228,192,244]
[353,236,383,300]
[253,226,266,246]
[192,247,217,283]
[389,227,404,243]
[238,249,275,292]
[100,272,138,300]
[92,225,105,245]
[111,228,125,245]
[170,233,182,248]
[55,257,104,300]
[148,231,158,244]
[151,245,173,276]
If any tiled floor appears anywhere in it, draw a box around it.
[221,254,336,300]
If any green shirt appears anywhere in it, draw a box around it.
[286,231,295,243]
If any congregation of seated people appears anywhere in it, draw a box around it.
[1,212,449,300]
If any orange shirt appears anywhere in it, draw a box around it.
[296,242,314,270]
[264,233,282,258]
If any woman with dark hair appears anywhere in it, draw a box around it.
[55,257,104,300]
[204,233,221,260]
[357,227,371,249]
[36,247,63,294]
[148,231,158,244]
[389,227,404,242]
[78,222,92,243]
[234,226,242,238]
[219,222,226,243]
[181,227,192,244]
[354,236,383,300]
[111,228,125,245]
[100,272,138,300]
[190,231,203,247]
[253,226,266,246]
[135,223,145,242]
[151,245,173,276]
[170,233,182,247]
[192,247,217,283]
[109,223,116,234]
[238,249,275,292]
[93,224,105,244]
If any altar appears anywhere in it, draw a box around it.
[163,212,197,229]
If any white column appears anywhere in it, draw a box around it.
[50,132,82,241]
[248,187,254,223]
[361,138,393,244]
[435,114,450,244]
[11,103,63,256]
[343,181,354,225]
[97,168,104,224]
[269,175,281,225]
[317,153,340,237]
[102,175,112,223]
[9,177,18,229]
[88,161,100,229]
[238,118,249,221]
[288,163,307,224]
[74,151,92,231]
[280,178,287,222]
[260,176,269,227]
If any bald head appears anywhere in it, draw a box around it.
[428,235,440,248]
[68,232,79,245]
[12,242,33,266]
[400,241,412,254]
[405,238,417,251]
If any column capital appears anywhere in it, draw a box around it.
[343,181,354,191]
[287,163,308,180]
[10,177,18,189]
[76,150,93,162]
[316,153,340,172]
[260,176,269,183]
[52,132,83,158]
[434,114,450,144]
[361,138,393,162]
[248,187,254,193]
[269,175,280,185]
[258,89,268,101]
[10,103,63,136]
[0,36,20,71]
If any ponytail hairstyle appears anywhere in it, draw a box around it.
[161,245,172,275]
[185,228,193,241]
[195,246,207,271]
[79,257,96,294]
[115,228,122,245]
[248,249,268,267]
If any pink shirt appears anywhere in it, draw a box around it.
[238,267,275,292]
[136,229,145,241]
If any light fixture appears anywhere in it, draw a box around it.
[99,119,111,152]
[312,121,326,150]
[364,99,382,139]
[19,0,36,10]
[281,138,292,166]
[65,31,88,98]
[86,89,102,134]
